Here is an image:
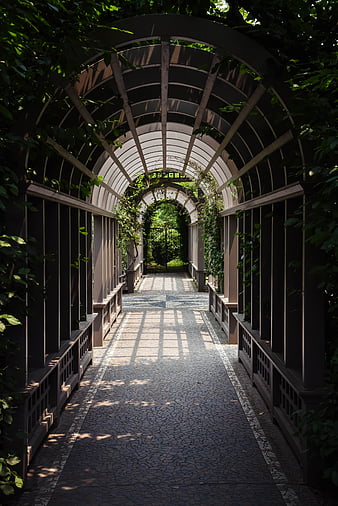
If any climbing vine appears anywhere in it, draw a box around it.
[0,0,126,496]
[191,171,224,290]
[115,193,143,270]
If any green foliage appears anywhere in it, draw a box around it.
[216,2,337,487]
[193,172,224,288]
[146,202,184,266]
[150,201,181,229]
[193,124,223,142]
[0,455,23,496]
[115,194,142,270]
[202,200,224,287]
[298,385,338,488]
[44,175,105,198]
[278,11,337,489]
[236,220,261,288]
[150,228,181,266]
[0,227,29,496]
[0,0,127,495]
[111,0,215,17]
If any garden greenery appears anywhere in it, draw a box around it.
[0,0,337,495]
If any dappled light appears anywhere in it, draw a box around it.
[21,273,320,505]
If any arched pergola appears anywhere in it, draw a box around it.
[19,14,324,481]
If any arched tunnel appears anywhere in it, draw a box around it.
[6,13,327,494]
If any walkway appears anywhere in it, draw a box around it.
[18,274,320,506]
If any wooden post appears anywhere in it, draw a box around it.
[260,205,271,341]
[251,208,260,330]
[59,205,71,339]
[284,198,302,370]
[27,197,46,369]
[45,200,60,352]
[271,202,284,353]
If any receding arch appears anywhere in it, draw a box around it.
[20,13,324,485]
[138,183,199,224]
[29,14,303,216]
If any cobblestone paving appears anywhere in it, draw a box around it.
[18,273,321,506]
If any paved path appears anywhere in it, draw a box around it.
[18,273,320,506]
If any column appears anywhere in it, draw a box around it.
[284,197,302,370]
[79,210,88,321]
[93,215,104,303]
[45,200,60,352]
[86,213,93,315]
[59,205,71,339]
[70,207,80,330]
[271,202,284,353]
[27,197,45,369]
[260,205,272,341]
[251,208,260,330]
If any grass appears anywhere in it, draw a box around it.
[145,258,188,273]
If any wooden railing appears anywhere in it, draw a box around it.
[188,262,206,291]
[125,261,144,293]
[235,314,322,479]
[208,283,237,344]
[25,315,95,467]
[93,283,123,346]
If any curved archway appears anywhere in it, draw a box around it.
[27,13,305,304]
[139,184,199,225]
[20,13,324,482]
[29,14,303,215]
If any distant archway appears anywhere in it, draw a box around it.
[142,200,190,273]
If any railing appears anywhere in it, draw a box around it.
[125,261,143,293]
[27,376,52,436]
[235,313,322,478]
[208,283,238,344]
[188,262,206,291]
[93,283,123,346]
[25,315,95,467]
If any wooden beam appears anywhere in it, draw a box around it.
[161,38,170,170]
[203,83,267,175]
[220,182,303,216]
[183,53,220,176]
[26,182,116,217]
[110,53,148,176]
[64,83,133,183]
[45,136,121,199]
[227,130,294,183]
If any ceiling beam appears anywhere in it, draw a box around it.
[110,53,149,176]
[64,83,133,183]
[203,83,267,175]
[45,136,121,199]
[217,129,294,191]
[161,38,170,170]
[221,182,303,215]
[27,182,116,217]
[182,53,220,176]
